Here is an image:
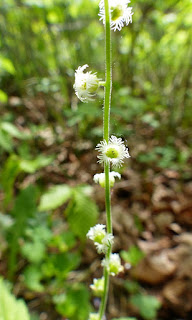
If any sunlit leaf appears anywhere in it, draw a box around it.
[39,184,72,211]
[0,278,30,320]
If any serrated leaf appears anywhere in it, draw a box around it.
[0,277,30,320]
[39,184,72,211]
[65,189,99,240]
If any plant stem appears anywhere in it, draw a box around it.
[103,0,112,143]
[99,0,112,319]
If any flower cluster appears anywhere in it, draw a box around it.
[102,253,124,276]
[87,224,114,254]
[90,277,104,296]
[96,135,130,168]
[99,0,133,31]
[93,171,121,188]
[73,64,100,102]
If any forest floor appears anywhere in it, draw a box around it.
[2,95,192,320]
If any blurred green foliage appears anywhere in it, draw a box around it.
[0,278,30,320]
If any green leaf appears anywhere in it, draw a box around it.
[8,185,38,278]
[19,155,54,174]
[0,128,13,151]
[39,184,72,211]
[0,56,15,74]
[21,240,46,264]
[65,188,99,240]
[0,90,8,103]
[1,155,21,207]
[42,252,81,279]
[0,277,30,320]
[130,294,161,320]
[112,318,137,320]
[50,231,76,252]
[1,122,29,139]
[24,265,44,292]
[54,284,90,320]
[124,280,140,294]
[121,246,145,266]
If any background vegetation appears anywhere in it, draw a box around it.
[0,0,192,319]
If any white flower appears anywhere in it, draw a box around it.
[102,253,124,276]
[73,64,100,102]
[87,224,114,254]
[96,135,130,168]
[95,233,114,254]
[93,171,121,188]
[90,277,104,296]
[88,313,99,320]
[99,0,133,31]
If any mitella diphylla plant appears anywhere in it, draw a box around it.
[74,0,133,319]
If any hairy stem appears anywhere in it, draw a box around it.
[99,0,112,319]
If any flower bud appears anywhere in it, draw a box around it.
[93,171,121,188]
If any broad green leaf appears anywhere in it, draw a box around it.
[130,294,161,320]
[39,184,72,211]
[65,188,99,240]
[0,277,30,320]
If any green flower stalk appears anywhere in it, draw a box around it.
[74,0,133,319]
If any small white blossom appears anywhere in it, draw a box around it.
[73,64,100,102]
[87,224,114,254]
[90,277,104,296]
[102,253,124,276]
[99,0,133,31]
[96,135,130,168]
[93,171,121,188]
[88,313,99,320]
